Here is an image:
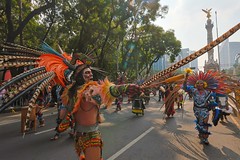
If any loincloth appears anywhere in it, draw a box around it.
[75,130,103,156]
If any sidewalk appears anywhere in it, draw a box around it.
[0,107,57,126]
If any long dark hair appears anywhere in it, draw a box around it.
[68,65,90,98]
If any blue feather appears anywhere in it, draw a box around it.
[39,41,64,58]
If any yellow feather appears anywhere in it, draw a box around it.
[99,78,116,108]
[163,74,185,83]
[184,68,193,74]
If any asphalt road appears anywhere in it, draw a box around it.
[0,96,240,160]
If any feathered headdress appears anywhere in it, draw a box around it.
[187,70,226,94]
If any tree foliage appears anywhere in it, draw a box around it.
[1,0,182,82]
[1,0,55,44]
[122,24,181,79]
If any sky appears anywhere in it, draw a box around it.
[154,0,240,70]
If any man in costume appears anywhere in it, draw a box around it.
[116,95,123,111]
[35,89,46,127]
[61,64,141,160]
[164,84,176,117]
[158,85,165,102]
[51,85,75,140]
[215,94,232,122]
[0,42,141,159]
[176,89,184,109]
[115,73,125,111]
[183,71,219,145]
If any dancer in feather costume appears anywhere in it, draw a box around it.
[149,66,239,145]
[0,42,141,160]
[182,69,238,145]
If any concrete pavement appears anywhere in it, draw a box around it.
[1,99,240,130]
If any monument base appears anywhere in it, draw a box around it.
[204,60,219,72]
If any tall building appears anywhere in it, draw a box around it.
[152,48,198,71]
[152,55,166,71]
[219,38,240,70]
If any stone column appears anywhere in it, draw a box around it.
[206,19,214,62]
[202,9,219,72]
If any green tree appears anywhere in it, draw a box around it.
[0,0,55,78]
[121,24,181,80]
[1,0,55,44]
[1,0,178,82]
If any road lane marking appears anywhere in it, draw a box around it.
[0,120,20,126]
[0,112,57,126]
[230,115,240,130]
[107,126,154,160]
[34,128,55,135]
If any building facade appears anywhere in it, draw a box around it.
[219,38,240,70]
[152,48,198,72]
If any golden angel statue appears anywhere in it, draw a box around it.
[202,8,212,19]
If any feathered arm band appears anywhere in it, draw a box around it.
[100,78,141,107]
